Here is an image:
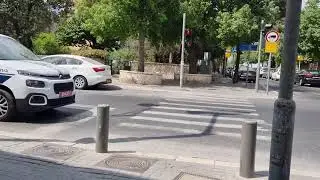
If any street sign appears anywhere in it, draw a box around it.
[225,48,231,58]
[265,31,280,53]
[297,55,304,61]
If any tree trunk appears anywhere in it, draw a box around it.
[169,52,172,63]
[138,29,145,72]
[188,44,198,74]
[233,44,241,83]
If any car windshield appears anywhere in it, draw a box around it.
[0,35,40,61]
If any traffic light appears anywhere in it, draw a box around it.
[184,29,192,48]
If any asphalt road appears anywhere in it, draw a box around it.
[0,83,319,175]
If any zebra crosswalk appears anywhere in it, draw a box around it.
[118,95,272,141]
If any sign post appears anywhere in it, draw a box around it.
[180,13,186,88]
[265,30,280,94]
[297,55,304,71]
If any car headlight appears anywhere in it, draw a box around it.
[26,80,45,88]
[17,70,39,77]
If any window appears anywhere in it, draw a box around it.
[0,36,40,61]
[66,58,83,65]
[55,58,67,65]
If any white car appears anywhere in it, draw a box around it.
[272,67,281,81]
[42,55,112,89]
[0,34,75,121]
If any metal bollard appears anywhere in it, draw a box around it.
[240,121,257,178]
[95,104,110,153]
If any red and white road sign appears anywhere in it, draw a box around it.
[265,31,280,43]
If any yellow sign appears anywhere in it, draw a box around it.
[225,47,232,58]
[297,55,304,61]
[265,42,279,53]
[225,52,231,58]
[265,31,280,53]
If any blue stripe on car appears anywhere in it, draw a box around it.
[0,74,13,83]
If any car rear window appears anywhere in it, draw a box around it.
[82,57,104,65]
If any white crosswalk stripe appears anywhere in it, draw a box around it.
[118,95,271,141]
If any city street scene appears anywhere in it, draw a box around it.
[0,0,319,180]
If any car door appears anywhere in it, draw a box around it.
[65,58,83,78]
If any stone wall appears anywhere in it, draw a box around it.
[174,73,213,84]
[131,62,189,79]
[119,70,162,85]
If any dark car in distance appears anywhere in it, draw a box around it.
[238,69,256,83]
[295,70,320,86]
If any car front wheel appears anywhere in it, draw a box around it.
[0,89,16,122]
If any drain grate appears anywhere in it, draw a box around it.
[22,143,82,161]
[174,172,221,180]
[96,155,157,173]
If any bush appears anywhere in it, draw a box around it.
[32,32,69,55]
[108,48,137,74]
[71,47,107,63]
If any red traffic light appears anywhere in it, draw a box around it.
[185,29,192,36]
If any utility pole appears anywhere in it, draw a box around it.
[255,20,265,92]
[268,0,302,180]
[180,13,186,88]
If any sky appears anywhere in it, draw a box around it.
[302,0,307,9]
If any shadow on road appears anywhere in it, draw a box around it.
[86,84,122,91]
[12,108,93,124]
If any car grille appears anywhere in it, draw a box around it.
[54,82,74,94]
[40,74,71,80]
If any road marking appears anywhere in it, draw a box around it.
[159,102,256,112]
[142,111,266,124]
[131,116,269,131]
[166,96,251,104]
[119,123,270,141]
[119,123,201,134]
[166,98,255,107]
[152,106,259,116]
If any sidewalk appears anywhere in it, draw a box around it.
[0,136,318,180]
[111,75,278,100]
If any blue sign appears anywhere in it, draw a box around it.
[232,44,258,52]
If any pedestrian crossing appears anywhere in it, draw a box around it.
[117,95,272,141]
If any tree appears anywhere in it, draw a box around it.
[0,0,73,48]
[75,0,181,72]
[216,4,258,82]
[32,32,68,55]
[299,0,320,61]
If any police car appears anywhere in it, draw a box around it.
[0,34,75,121]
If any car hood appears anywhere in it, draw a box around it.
[1,60,69,76]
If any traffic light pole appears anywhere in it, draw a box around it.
[255,20,265,92]
[180,13,186,88]
[268,0,302,179]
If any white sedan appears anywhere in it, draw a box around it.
[42,55,112,89]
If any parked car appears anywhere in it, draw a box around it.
[42,55,112,89]
[238,68,257,82]
[0,34,75,121]
[295,70,320,86]
[271,67,281,81]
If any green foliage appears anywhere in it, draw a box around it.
[56,16,95,47]
[299,0,320,61]
[217,5,258,47]
[0,0,73,48]
[109,48,137,62]
[240,51,258,64]
[32,32,69,55]
[71,48,107,61]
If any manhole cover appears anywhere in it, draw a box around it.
[22,143,82,160]
[174,172,220,180]
[96,155,157,173]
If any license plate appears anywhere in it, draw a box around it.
[59,91,73,97]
